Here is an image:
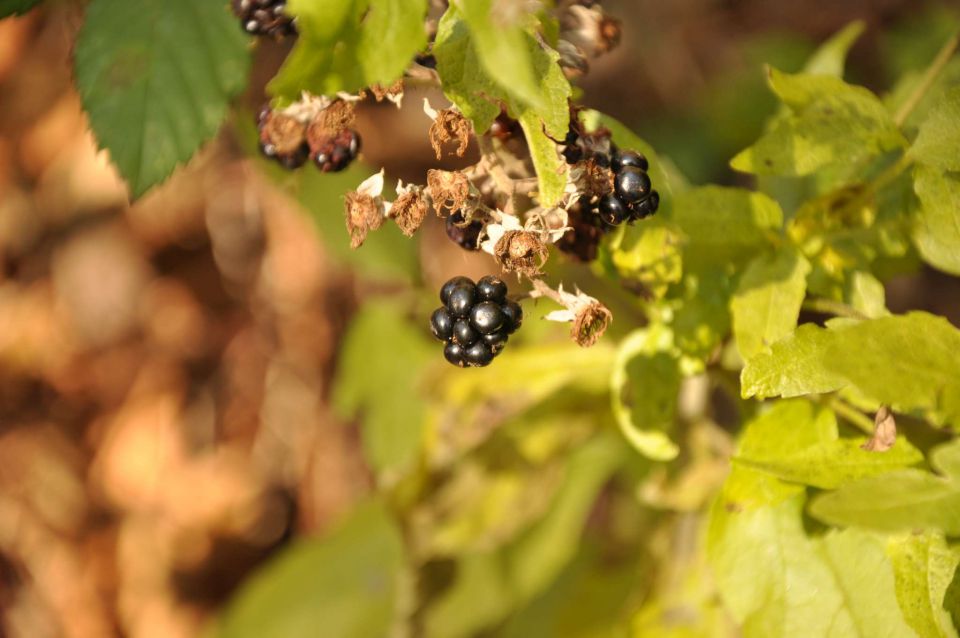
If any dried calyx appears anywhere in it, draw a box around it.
[529,279,612,347]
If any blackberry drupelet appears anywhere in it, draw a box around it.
[231,0,296,38]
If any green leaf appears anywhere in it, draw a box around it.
[802,21,865,77]
[709,495,916,638]
[0,0,40,17]
[433,7,571,206]
[910,86,960,171]
[731,246,810,360]
[671,186,783,266]
[672,270,734,362]
[459,0,543,109]
[722,400,838,507]
[742,313,960,425]
[731,69,906,176]
[269,0,427,100]
[809,440,960,535]
[74,0,250,198]
[333,302,433,480]
[216,502,405,638]
[887,531,960,638]
[741,323,847,399]
[735,436,924,489]
[609,221,684,299]
[426,435,625,637]
[913,165,960,276]
[610,327,681,461]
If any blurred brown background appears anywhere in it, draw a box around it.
[0,0,957,636]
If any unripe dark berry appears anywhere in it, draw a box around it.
[440,276,474,305]
[446,285,476,317]
[615,167,651,204]
[463,342,494,367]
[444,342,467,367]
[430,308,454,341]
[476,275,507,303]
[598,193,628,226]
[612,149,648,172]
[501,300,523,334]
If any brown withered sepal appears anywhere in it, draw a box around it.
[429,109,472,159]
[571,301,611,347]
[391,188,431,237]
[260,111,307,155]
[344,191,384,249]
[427,169,471,214]
[494,230,548,278]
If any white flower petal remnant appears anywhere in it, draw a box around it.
[531,281,612,347]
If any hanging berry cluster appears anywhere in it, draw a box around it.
[239,0,647,368]
[430,276,523,367]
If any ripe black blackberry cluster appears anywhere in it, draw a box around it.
[430,276,522,368]
[231,0,296,37]
[257,107,361,172]
[562,130,660,226]
[594,148,660,225]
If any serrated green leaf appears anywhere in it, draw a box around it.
[731,246,810,360]
[459,0,543,109]
[216,502,405,638]
[433,7,571,205]
[333,302,432,480]
[913,165,960,276]
[910,86,960,171]
[802,21,865,77]
[742,313,960,424]
[709,494,916,638]
[269,0,427,100]
[0,0,40,17]
[610,326,681,461]
[672,186,783,265]
[735,435,924,489]
[731,69,906,176]
[722,400,837,507]
[887,531,960,638]
[74,0,250,198]
[847,270,890,318]
[809,440,960,535]
[741,323,847,399]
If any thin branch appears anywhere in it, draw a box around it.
[894,30,960,127]
[825,396,875,435]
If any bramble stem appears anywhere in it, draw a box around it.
[894,30,959,127]
[825,396,875,435]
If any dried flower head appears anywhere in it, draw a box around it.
[532,280,612,347]
[495,230,548,277]
[390,182,431,236]
[306,99,356,150]
[260,111,307,155]
[427,169,472,214]
[369,79,405,107]
[429,108,472,159]
[344,170,387,249]
[562,5,622,58]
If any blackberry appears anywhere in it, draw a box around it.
[445,212,484,251]
[631,190,660,220]
[231,0,296,38]
[614,166,651,205]
[430,276,519,367]
[257,107,310,169]
[312,129,361,173]
[598,193,628,226]
[611,149,648,172]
